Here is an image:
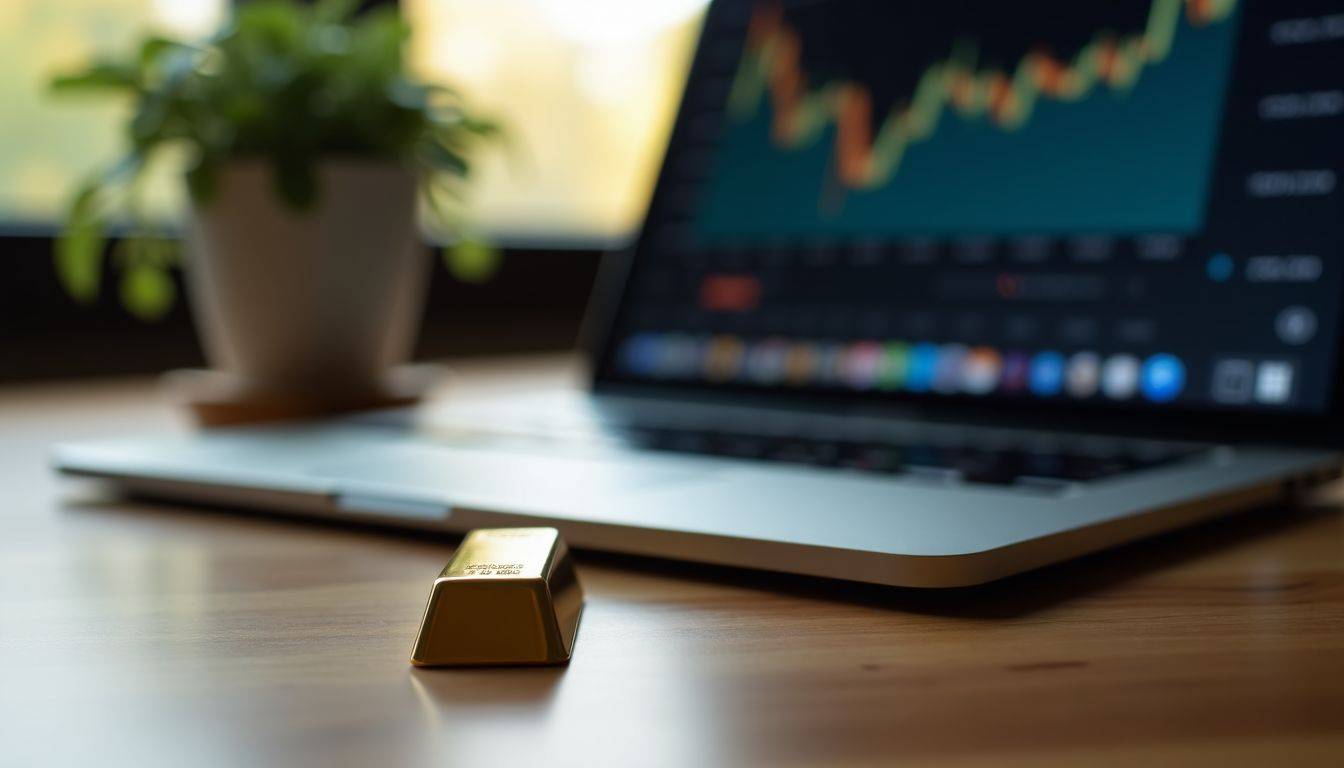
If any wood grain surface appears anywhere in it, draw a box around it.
[2,355,1342,767]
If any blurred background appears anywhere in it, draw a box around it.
[1,0,704,380]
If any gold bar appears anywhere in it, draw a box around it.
[410,527,584,666]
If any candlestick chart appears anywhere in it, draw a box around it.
[695,0,1242,238]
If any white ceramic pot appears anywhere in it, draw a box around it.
[186,161,428,399]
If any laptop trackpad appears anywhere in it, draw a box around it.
[310,443,717,511]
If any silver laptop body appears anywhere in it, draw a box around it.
[55,0,1344,586]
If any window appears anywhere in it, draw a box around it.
[405,0,704,244]
[1,0,704,244]
[0,0,225,231]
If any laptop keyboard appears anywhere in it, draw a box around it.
[601,426,1201,490]
[365,402,1208,494]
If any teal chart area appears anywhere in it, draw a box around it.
[696,0,1241,239]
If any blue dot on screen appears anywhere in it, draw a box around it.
[1141,354,1186,403]
[1206,253,1234,282]
[905,343,940,393]
[1029,352,1065,397]
[622,334,662,376]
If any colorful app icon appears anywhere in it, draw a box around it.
[877,342,910,390]
[660,334,703,379]
[703,335,745,382]
[961,347,1002,396]
[1100,354,1140,399]
[933,344,968,394]
[906,343,940,393]
[1210,358,1254,404]
[621,333,662,377]
[814,342,846,386]
[745,338,788,384]
[1254,361,1295,405]
[1140,353,1186,403]
[1029,351,1065,396]
[1001,351,1031,394]
[784,342,816,386]
[1065,351,1101,398]
[841,341,883,390]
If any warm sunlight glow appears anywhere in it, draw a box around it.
[405,0,705,242]
[149,0,224,37]
[532,0,708,45]
[0,0,227,226]
[2,0,704,241]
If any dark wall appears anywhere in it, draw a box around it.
[3,235,600,382]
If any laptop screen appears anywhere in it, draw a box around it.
[596,0,1344,428]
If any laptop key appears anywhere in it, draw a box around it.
[953,449,1025,486]
[766,439,841,467]
[836,444,903,473]
[714,434,770,459]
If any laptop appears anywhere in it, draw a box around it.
[56,0,1344,587]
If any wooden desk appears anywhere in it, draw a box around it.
[3,355,1343,766]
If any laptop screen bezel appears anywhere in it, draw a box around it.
[586,0,1344,449]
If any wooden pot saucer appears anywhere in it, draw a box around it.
[164,364,447,428]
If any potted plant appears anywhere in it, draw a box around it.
[50,0,498,403]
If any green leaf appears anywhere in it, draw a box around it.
[386,78,429,111]
[419,139,469,177]
[52,150,153,307]
[347,9,408,76]
[443,237,501,284]
[49,62,140,93]
[120,263,177,321]
[130,96,170,145]
[460,115,503,137]
[138,36,187,71]
[54,189,106,303]
[312,0,360,24]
